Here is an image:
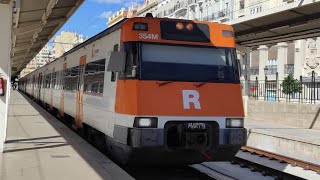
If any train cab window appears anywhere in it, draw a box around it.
[111,44,119,82]
[122,42,138,79]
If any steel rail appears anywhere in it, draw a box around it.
[241,146,320,173]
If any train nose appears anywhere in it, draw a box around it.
[165,121,219,150]
[197,134,206,144]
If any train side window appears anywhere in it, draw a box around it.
[84,59,106,95]
[51,72,56,89]
[47,73,52,88]
[64,67,78,91]
[121,42,138,79]
[113,44,119,51]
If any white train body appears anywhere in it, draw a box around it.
[19,17,246,165]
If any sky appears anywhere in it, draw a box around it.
[51,0,144,41]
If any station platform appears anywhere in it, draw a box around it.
[0,90,134,180]
[244,120,320,166]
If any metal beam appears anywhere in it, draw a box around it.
[11,54,25,61]
[239,27,320,47]
[0,0,10,4]
[235,12,320,37]
[18,20,41,27]
[14,40,47,52]
[20,8,45,14]
[45,17,66,27]
[14,41,30,47]
[13,23,41,35]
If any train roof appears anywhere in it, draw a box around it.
[63,18,128,57]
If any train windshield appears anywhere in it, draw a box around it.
[139,43,238,83]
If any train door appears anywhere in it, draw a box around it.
[50,68,55,111]
[60,63,67,118]
[75,55,86,129]
[25,78,27,92]
[38,73,42,102]
[32,75,35,96]
[42,74,46,105]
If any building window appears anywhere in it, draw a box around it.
[240,0,245,10]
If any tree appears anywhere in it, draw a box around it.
[281,74,301,95]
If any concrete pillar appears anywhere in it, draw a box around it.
[195,5,200,20]
[258,45,268,80]
[0,3,12,152]
[317,37,320,57]
[236,44,251,116]
[276,42,288,81]
[294,40,304,79]
[244,48,251,95]
[300,39,307,77]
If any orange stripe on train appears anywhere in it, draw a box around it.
[115,80,244,117]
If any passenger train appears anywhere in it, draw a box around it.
[19,16,246,165]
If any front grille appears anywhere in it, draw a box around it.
[164,121,219,150]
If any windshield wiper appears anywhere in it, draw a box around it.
[156,81,174,86]
[194,77,222,88]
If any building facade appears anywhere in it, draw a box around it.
[108,0,159,27]
[108,8,129,27]
[51,31,86,59]
[20,44,53,77]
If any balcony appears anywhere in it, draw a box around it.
[188,0,198,5]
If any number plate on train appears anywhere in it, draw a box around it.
[186,123,206,130]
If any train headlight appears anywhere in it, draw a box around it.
[186,23,194,31]
[226,118,244,128]
[176,22,184,30]
[133,22,148,31]
[134,117,158,128]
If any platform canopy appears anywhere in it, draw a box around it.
[229,0,320,48]
[10,0,84,76]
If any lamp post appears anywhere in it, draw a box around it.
[264,66,268,101]
[264,66,268,75]
[47,52,51,64]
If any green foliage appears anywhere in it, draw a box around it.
[281,74,301,95]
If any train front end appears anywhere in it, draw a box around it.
[108,17,246,165]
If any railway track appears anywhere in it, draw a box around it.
[240,146,320,173]
[35,98,319,179]
[192,146,320,180]
[124,166,214,180]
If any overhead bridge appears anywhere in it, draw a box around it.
[10,0,84,76]
[229,0,320,48]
